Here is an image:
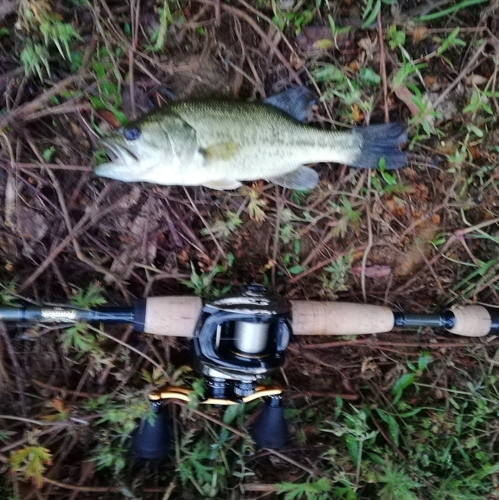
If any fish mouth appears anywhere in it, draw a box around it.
[100,139,140,164]
[94,139,142,181]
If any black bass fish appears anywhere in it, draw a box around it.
[95,88,407,190]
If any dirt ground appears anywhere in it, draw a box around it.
[1,0,499,499]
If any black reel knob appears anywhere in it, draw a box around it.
[250,396,289,449]
[131,404,170,460]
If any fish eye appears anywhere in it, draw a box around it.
[124,126,141,141]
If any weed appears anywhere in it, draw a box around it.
[319,253,353,298]
[329,196,362,237]
[17,0,81,79]
[271,0,316,34]
[0,283,19,306]
[177,405,252,498]
[391,353,431,404]
[70,282,107,308]
[377,460,420,500]
[180,262,231,297]
[312,63,375,123]
[201,210,243,239]
[275,477,332,500]
[9,445,53,489]
[84,393,152,474]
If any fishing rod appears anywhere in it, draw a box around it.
[2,285,498,459]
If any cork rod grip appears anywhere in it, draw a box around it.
[448,305,491,337]
[143,296,202,337]
[290,301,395,335]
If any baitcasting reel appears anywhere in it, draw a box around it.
[132,285,293,459]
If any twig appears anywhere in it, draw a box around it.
[432,39,487,109]
[0,415,74,426]
[196,0,302,85]
[18,183,116,292]
[86,324,168,376]
[0,74,86,130]
[0,324,27,417]
[265,447,317,476]
[271,186,283,287]
[14,162,92,171]
[361,175,373,303]
[183,188,225,257]
[289,245,366,284]
[377,9,389,123]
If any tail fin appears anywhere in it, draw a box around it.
[350,123,407,170]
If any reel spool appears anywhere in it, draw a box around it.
[132,285,292,460]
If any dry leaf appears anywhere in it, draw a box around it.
[393,84,421,117]
[350,265,392,278]
[395,220,439,276]
[358,36,377,61]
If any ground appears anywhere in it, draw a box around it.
[1,0,499,499]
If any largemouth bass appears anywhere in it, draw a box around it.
[95,88,407,190]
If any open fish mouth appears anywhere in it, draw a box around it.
[94,139,143,181]
[100,140,140,165]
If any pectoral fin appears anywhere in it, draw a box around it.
[203,180,243,190]
[267,166,319,190]
[203,142,239,160]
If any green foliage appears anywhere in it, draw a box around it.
[275,477,332,500]
[85,393,152,474]
[0,283,19,306]
[17,1,81,79]
[201,210,243,238]
[61,322,95,355]
[391,353,431,404]
[387,25,405,49]
[312,62,377,122]
[271,0,317,34]
[180,262,231,298]
[70,282,107,308]
[177,423,252,497]
[377,461,420,500]
[319,253,353,298]
[9,446,52,488]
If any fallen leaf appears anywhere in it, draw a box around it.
[395,220,439,276]
[350,265,392,278]
[393,84,421,117]
[411,26,428,43]
[465,74,488,86]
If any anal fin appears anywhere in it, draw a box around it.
[267,166,319,190]
[203,180,243,190]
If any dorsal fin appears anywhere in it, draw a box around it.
[263,87,316,122]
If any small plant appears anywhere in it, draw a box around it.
[275,477,332,500]
[329,196,362,237]
[392,353,431,405]
[84,393,152,474]
[319,253,353,299]
[17,0,81,79]
[9,445,53,489]
[180,262,231,298]
[201,210,243,238]
[70,282,107,309]
[322,406,378,485]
